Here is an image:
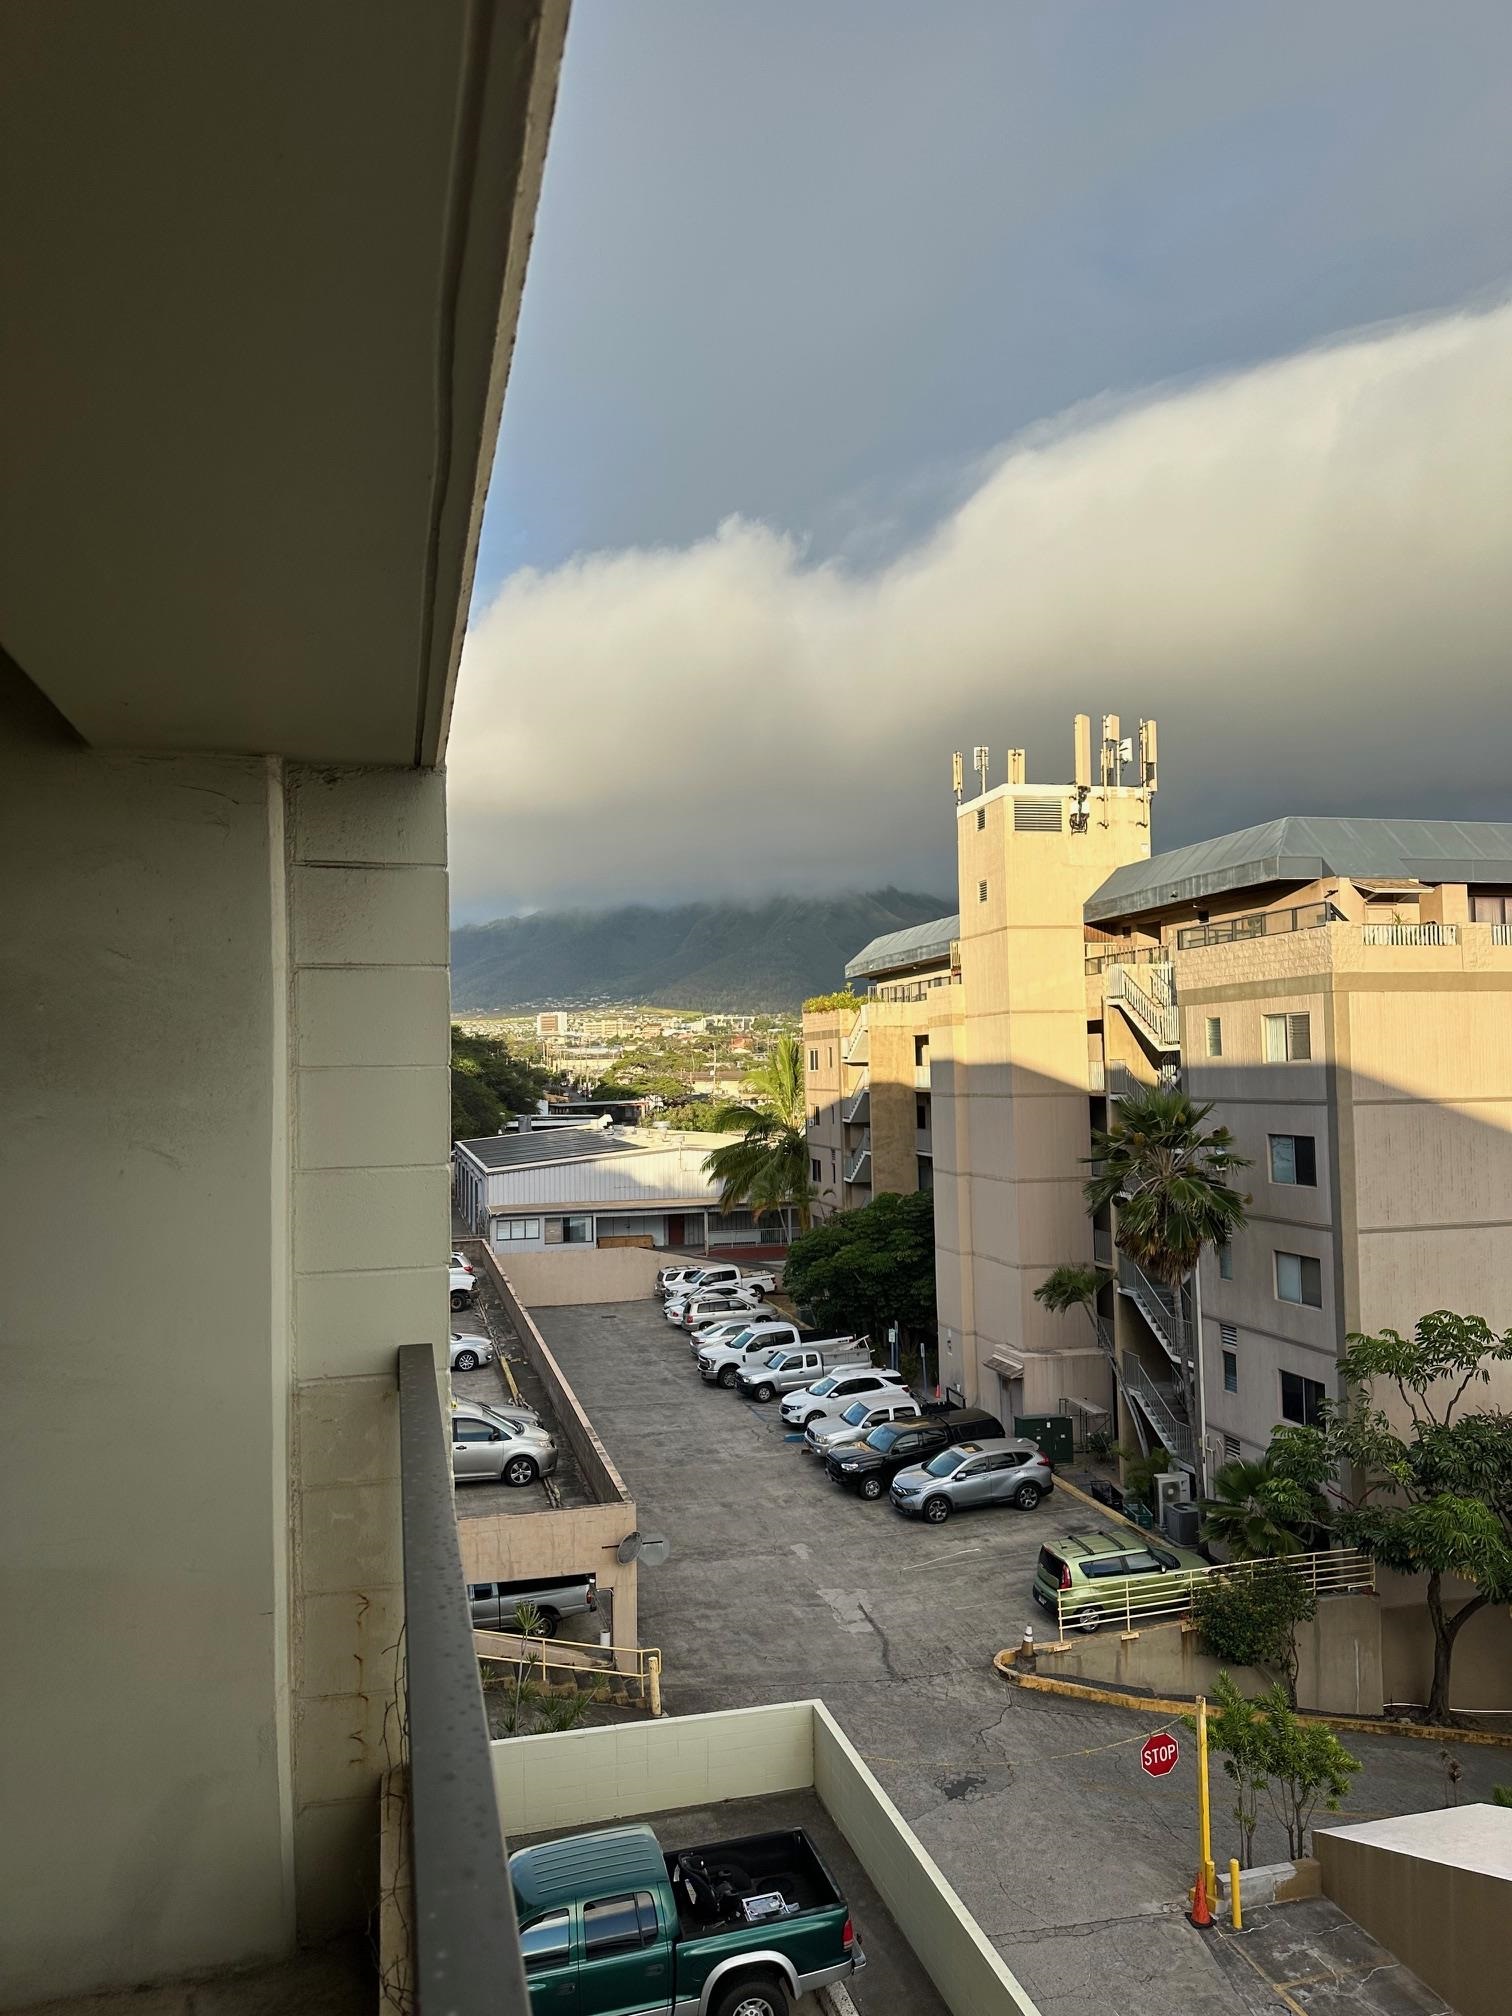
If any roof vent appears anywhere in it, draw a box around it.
[1014,797,1064,833]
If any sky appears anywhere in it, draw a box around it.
[449,1,1512,921]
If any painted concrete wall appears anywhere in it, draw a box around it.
[1316,1805,1512,2016]
[498,1242,666,1304]
[0,681,291,2002]
[0,685,453,2001]
[284,764,452,1936]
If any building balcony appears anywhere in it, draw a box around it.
[914,1062,932,1090]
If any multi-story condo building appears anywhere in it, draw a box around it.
[803,916,960,1217]
[816,720,1512,1492]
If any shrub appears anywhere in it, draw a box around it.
[1192,1563,1317,1703]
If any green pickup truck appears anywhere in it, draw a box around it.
[511,1820,865,2016]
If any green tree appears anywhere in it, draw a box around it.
[450,1028,550,1142]
[1201,1440,1331,1561]
[1325,1311,1512,1724]
[782,1190,937,1346]
[1192,1564,1318,1705]
[1202,1672,1271,1866]
[703,1033,812,1233]
[1084,1085,1250,1494]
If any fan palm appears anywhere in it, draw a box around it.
[703,1034,813,1233]
[1200,1454,1326,1558]
[1084,1084,1250,1492]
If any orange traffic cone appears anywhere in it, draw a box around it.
[1188,1868,1214,1930]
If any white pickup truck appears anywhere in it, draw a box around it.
[657,1260,778,1301]
[694,1320,806,1386]
[736,1339,873,1404]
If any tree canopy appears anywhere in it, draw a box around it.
[703,1034,812,1228]
[450,1029,551,1143]
[782,1189,936,1344]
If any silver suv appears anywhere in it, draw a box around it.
[889,1438,1052,1522]
[450,1400,557,1488]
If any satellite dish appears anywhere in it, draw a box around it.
[638,1535,671,1568]
[615,1531,642,1564]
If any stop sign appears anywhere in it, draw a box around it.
[1140,1732,1180,1778]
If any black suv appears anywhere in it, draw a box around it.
[826,1407,1005,1500]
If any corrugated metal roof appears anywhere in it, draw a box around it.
[510,1824,666,1917]
[454,1127,650,1172]
[1086,817,1512,924]
[845,913,959,981]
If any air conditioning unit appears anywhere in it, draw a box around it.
[1153,1471,1193,1524]
[1164,1502,1201,1547]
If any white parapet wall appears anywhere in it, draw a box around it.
[490,1699,1040,2016]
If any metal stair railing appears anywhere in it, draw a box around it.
[1115,1254,1187,1368]
[842,1072,870,1125]
[1120,1353,1194,1466]
[1105,962,1180,1050]
[844,1130,872,1184]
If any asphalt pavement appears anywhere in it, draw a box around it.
[535,1299,1505,2016]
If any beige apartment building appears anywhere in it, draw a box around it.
[814,723,1512,1505]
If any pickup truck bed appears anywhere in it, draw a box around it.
[667,1827,833,1937]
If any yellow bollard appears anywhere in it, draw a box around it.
[1229,1858,1242,1931]
[1196,1696,1216,1904]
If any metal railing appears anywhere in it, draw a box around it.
[1092,1226,1112,1265]
[1105,1060,1182,1099]
[1084,943,1170,975]
[1053,1546,1375,1638]
[842,1073,870,1125]
[1176,902,1330,951]
[1494,925,1512,945]
[1361,921,1458,946]
[1104,961,1180,1049]
[398,1342,530,2013]
[1119,1352,1193,1465]
[842,1009,869,1064]
[476,1631,664,1717]
[870,972,961,1002]
[844,1131,872,1184]
[1116,1255,1187,1366]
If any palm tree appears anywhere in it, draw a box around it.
[1084,1084,1250,1494]
[704,1034,813,1235]
[1200,1453,1325,1558]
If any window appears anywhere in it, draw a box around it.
[545,1214,594,1245]
[827,1046,834,1066]
[808,1048,819,1072]
[1280,1370,1327,1427]
[1263,1011,1312,1062]
[495,1216,542,1243]
[976,807,986,830]
[1080,1557,1129,1580]
[1223,1434,1242,1463]
[1218,1242,1234,1281]
[583,1892,659,1957]
[1470,889,1512,924]
[978,879,988,903]
[453,1420,497,1443]
[811,1157,822,1182]
[1205,1016,1222,1058]
[521,1911,570,1969]
[1269,1134,1317,1186]
[917,1100,927,1129]
[914,1034,929,1066]
[1275,1250,1323,1307]
[1220,1322,1238,1349]
[1223,1351,1238,1393]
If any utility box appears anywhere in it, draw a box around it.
[1153,1471,1193,1527]
[1015,1414,1074,1466]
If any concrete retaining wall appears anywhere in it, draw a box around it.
[1034,1595,1384,1715]
[498,1244,667,1305]
[490,1701,1040,2016]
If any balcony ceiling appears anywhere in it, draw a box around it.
[0,1,566,765]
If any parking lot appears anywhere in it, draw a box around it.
[537,1298,1509,2016]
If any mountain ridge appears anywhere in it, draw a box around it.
[450,889,953,1012]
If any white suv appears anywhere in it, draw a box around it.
[779,1366,909,1429]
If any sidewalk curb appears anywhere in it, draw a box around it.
[991,1650,1512,1746]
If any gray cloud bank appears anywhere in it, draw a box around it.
[450,301,1512,919]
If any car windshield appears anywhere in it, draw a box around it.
[924,1449,966,1478]
[722,1330,753,1350]
[841,1401,871,1425]
[765,1352,794,1370]
[809,1375,838,1398]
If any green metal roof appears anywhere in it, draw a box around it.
[510,1824,666,1920]
[1086,817,1512,925]
[845,913,959,982]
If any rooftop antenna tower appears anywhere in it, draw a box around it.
[972,745,990,797]
[951,751,964,804]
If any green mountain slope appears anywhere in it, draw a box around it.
[450,889,953,1012]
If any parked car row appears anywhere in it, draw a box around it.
[656,1260,778,1300]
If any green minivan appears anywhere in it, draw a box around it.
[1032,1528,1209,1632]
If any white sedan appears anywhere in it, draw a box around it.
[449,1331,494,1372]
